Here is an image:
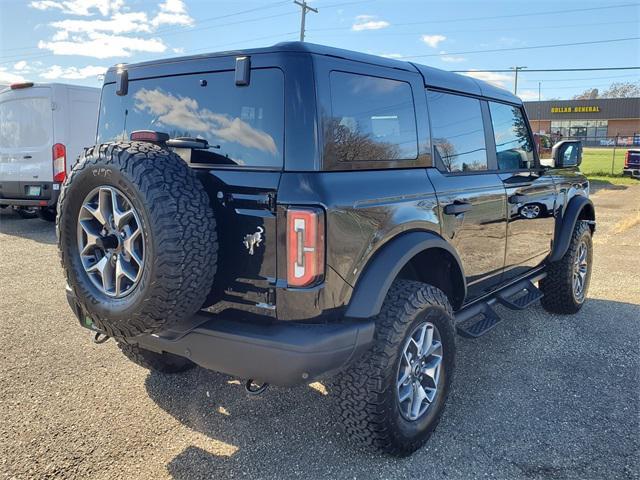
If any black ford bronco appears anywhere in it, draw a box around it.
[59,42,595,456]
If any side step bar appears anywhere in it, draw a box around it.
[455,273,545,338]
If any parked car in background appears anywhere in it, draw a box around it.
[623,149,640,178]
[0,82,100,220]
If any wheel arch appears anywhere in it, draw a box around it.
[345,231,466,318]
[549,195,595,263]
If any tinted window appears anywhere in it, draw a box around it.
[489,102,534,170]
[427,91,487,173]
[98,69,284,168]
[0,97,51,148]
[325,71,418,163]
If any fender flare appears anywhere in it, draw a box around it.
[345,231,466,319]
[549,195,595,262]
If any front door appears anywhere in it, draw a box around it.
[426,90,507,301]
[486,100,556,281]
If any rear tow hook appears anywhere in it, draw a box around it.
[245,379,269,395]
[93,332,111,344]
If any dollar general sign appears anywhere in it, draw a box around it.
[550,106,601,113]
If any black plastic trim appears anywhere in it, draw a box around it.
[66,288,373,386]
[345,231,466,318]
[549,195,595,262]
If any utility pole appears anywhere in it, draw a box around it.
[538,82,542,134]
[294,0,317,42]
[510,66,527,95]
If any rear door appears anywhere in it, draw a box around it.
[426,90,507,301]
[0,87,53,198]
[97,65,284,315]
[486,101,556,281]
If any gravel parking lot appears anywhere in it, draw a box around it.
[1,184,639,480]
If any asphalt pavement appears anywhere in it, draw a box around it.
[1,183,638,480]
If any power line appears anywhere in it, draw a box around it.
[307,2,639,32]
[452,67,640,73]
[309,19,639,38]
[399,37,640,59]
[519,73,640,83]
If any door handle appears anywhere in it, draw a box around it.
[443,201,472,215]
[508,194,528,204]
[23,155,32,159]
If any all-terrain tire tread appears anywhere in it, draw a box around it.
[540,220,592,314]
[57,142,218,338]
[334,279,455,456]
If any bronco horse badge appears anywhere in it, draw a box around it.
[243,227,264,255]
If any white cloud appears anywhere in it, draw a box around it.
[517,90,541,101]
[51,12,153,35]
[421,34,446,48]
[38,34,166,58]
[14,61,29,71]
[29,0,123,16]
[463,70,512,88]
[439,51,465,63]
[31,0,193,59]
[379,53,403,59]
[152,0,193,27]
[352,15,390,31]
[40,64,107,79]
[0,68,27,84]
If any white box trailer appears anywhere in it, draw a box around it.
[0,82,100,220]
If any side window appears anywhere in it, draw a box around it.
[488,102,534,170]
[427,91,488,173]
[325,71,418,163]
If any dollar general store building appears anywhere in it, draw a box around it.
[524,97,640,146]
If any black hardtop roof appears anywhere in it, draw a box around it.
[106,41,520,104]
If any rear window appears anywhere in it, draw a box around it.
[324,71,418,164]
[98,68,284,168]
[0,96,51,149]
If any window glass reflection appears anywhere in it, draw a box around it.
[97,69,284,168]
[489,101,534,170]
[325,71,418,163]
[427,91,488,172]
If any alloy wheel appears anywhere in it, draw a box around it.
[77,186,145,298]
[396,321,443,421]
[572,240,589,302]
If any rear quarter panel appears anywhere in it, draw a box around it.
[276,169,440,320]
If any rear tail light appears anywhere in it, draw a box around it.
[52,143,66,182]
[287,207,325,287]
[624,151,629,168]
[130,130,169,143]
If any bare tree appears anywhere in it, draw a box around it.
[572,88,599,100]
[572,81,640,100]
[601,81,640,98]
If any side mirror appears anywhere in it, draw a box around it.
[551,140,582,168]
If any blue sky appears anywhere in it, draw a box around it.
[0,0,638,100]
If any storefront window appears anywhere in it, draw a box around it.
[551,119,608,141]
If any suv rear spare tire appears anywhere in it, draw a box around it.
[57,142,218,339]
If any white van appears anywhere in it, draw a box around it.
[0,82,100,220]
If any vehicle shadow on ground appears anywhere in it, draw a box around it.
[589,179,630,193]
[0,209,56,245]
[145,298,640,480]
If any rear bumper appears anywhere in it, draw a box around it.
[0,181,59,207]
[623,168,640,178]
[66,288,374,386]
